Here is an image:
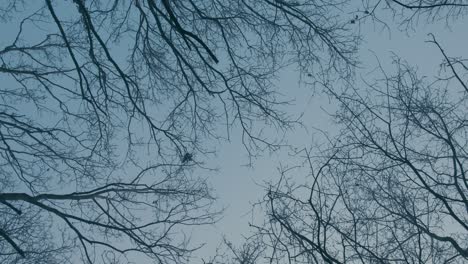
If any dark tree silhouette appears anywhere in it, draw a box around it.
[204,237,265,264]
[257,36,468,263]
[0,0,357,263]
[354,0,468,33]
[387,0,468,25]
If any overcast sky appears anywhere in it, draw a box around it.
[1,2,467,263]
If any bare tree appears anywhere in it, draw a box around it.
[386,0,468,26]
[349,0,468,34]
[0,0,358,263]
[203,236,265,264]
[257,35,468,263]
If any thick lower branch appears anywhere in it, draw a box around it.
[0,200,22,215]
[0,227,25,257]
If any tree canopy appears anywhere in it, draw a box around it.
[0,1,467,264]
